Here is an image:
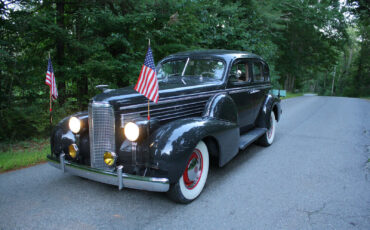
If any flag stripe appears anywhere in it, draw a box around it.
[146,74,156,97]
[143,70,154,95]
[45,59,58,101]
[134,65,145,90]
[138,66,149,92]
[141,68,151,95]
[134,46,159,103]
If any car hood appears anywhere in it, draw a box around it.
[92,80,223,110]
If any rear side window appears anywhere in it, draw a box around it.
[252,62,264,82]
[229,60,251,83]
[263,63,270,81]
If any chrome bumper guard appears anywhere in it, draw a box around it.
[47,154,169,192]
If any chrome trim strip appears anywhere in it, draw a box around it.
[92,101,111,107]
[149,105,204,116]
[119,93,215,110]
[119,85,271,111]
[153,108,204,120]
[122,100,208,116]
[158,109,204,121]
[117,165,123,190]
[120,114,125,128]
[132,142,137,165]
[47,155,170,192]
[60,153,65,173]
[228,89,251,94]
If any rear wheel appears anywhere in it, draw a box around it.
[258,112,276,146]
[167,141,209,203]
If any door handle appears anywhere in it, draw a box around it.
[250,89,260,94]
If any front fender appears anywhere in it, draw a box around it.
[149,117,238,183]
[51,112,89,163]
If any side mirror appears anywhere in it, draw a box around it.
[96,85,109,92]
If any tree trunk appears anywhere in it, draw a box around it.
[346,48,353,73]
[290,75,295,92]
[56,0,65,105]
[323,70,328,93]
[75,0,88,110]
[284,74,289,91]
[354,51,363,97]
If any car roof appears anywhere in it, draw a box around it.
[166,49,263,60]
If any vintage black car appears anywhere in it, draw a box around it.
[48,50,282,203]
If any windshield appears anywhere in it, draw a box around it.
[156,58,225,84]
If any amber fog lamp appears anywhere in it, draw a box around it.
[68,144,79,159]
[69,117,81,134]
[103,151,117,166]
[124,122,140,142]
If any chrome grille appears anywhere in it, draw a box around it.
[89,102,115,170]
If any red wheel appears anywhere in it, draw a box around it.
[168,141,209,203]
[182,148,203,190]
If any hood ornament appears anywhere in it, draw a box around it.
[96,85,112,93]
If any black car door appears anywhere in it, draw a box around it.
[249,59,268,124]
[227,58,255,132]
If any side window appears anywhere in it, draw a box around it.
[229,60,251,83]
[263,63,270,81]
[252,61,264,82]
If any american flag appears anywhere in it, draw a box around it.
[45,58,58,101]
[134,46,159,103]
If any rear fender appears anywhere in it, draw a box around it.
[255,94,281,129]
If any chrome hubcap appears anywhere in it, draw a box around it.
[183,149,203,189]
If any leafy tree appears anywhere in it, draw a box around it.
[0,0,366,141]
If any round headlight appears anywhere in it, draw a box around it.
[103,151,117,166]
[69,117,81,134]
[68,144,79,159]
[124,122,140,142]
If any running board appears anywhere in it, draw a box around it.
[239,128,267,150]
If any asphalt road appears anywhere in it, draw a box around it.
[1,96,370,230]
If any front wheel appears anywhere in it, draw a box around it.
[258,112,276,146]
[167,141,209,204]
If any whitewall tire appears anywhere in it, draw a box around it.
[258,112,276,146]
[167,140,209,203]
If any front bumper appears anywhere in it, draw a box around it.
[47,154,169,192]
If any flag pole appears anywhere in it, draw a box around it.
[48,52,52,126]
[147,39,151,121]
[147,99,150,120]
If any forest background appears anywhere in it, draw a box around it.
[1,0,369,141]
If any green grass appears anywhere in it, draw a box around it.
[0,139,49,173]
[283,92,304,99]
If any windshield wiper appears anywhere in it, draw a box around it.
[180,58,190,85]
[181,57,190,76]
[181,77,187,85]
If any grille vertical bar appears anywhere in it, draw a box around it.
[89,102,115,170]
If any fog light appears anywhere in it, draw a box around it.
[103,151,117,166]
[68,144,79,159]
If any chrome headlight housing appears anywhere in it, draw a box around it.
[124,122,140,142]
[69,116,81,134]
